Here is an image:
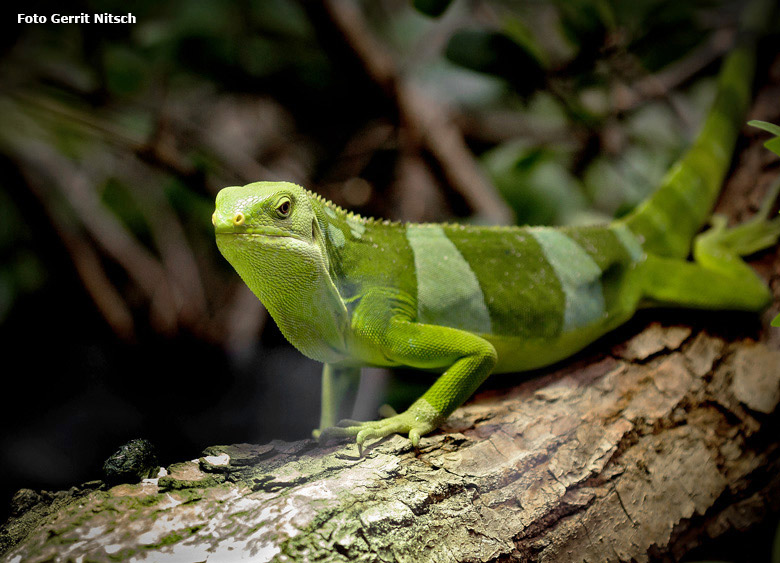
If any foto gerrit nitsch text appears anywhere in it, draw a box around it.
[18,13,136,24]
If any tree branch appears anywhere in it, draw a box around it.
[319,0,514,225]
[2,313,779,562]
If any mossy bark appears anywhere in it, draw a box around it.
[2,315,780,562]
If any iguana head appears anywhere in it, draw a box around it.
[213,181,326,294]
[213,181,348,361]
[213,181,316,242]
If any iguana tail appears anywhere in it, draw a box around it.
[618,0,774,258]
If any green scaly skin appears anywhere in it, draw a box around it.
[213,0,779,450]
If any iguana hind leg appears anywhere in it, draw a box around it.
[641,180,780,311]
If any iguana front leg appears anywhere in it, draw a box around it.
[319,290,497,449]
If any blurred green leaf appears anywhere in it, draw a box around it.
[625,101,685,153]
[766,138,780,158]
[100,179,153,244]
[445,29,546,97]
[749,120,780,137]
[622,0,710,71]
[412,0,453,17]
[163,178,213,225]
[481,141,586,226]
[103,46,149,95]
[502,16,549,69]
[583,146,670,218]
[749,120,780,159]
[748,119,780,137]
[748,122,780,328]
[552,0,609,62]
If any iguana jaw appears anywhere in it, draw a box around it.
[214,224,350,364]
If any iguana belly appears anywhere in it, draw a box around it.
[485,310,633,373]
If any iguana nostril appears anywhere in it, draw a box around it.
[233,212,245,226]
[211,212,217,226]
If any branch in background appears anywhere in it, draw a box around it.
[399,86,515,223]
[320,0,514,225]
[391,150,449,223]
[148,93,311,190]
[322,121,396,185]
[22,181,136,341]
[1,89,283,347]
[457,25,736,150]
[457,109,585,146]
[611,28,734,115]
[64,236,135,341]
[11,139,181,335]
[113,157,209,329]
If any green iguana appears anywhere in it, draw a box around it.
[213,0,779,450]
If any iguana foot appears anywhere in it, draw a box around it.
[698,179,780,256]
[312,419,364,440]
[317,399,443,452]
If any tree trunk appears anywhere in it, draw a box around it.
[3,70,780,563]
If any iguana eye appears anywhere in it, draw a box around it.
[276,198,291,218]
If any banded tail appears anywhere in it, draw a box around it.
[619,0,774,258]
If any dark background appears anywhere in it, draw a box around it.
[1,1,779,559]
